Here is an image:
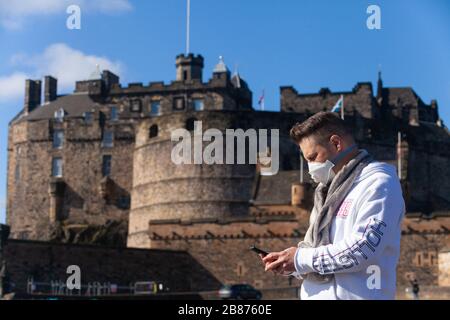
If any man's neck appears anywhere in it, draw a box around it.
[332,147,359,173]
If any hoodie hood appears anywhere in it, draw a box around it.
[354,161,399,183]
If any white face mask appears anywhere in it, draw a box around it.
[308,160,336,185]
[307,144,357,185]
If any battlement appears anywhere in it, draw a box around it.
[402,214,450,235]
[74,69,120,95]
[280,82,375,118]
[280,77,444,130]
[108,75,243,94]
[175,53,204,82]
[148,215,302,241]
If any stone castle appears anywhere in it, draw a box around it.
[5,53,450,296]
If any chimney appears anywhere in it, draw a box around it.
[24,79,42,114]
[44,76,57,103]
[376,71,383,102]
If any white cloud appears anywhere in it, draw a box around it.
[25,43,124,87]
[0,0,132,30]
[85,0,133,14]
[0,72,28,102]
[1,18,23,30]
[0,43,124,102]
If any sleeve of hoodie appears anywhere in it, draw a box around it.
[294,172,405,276]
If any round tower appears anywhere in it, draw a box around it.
[127,110,257,248]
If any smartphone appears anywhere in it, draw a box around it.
[250,245,269,257]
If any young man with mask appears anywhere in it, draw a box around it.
[261,112,405,300]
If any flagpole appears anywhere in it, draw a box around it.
[262,89,265,111]
[186,0,190,54]
[260,89,265,111]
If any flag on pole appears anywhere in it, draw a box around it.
[331,95,343,112]
[258,90,265,111]
[331,95,344,119]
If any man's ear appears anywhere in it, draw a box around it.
[329,135,342,151]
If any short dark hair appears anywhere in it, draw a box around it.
[290,112,352,144]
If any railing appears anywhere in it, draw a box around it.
[26,278,164,297]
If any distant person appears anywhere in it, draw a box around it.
[260,112,406,299]
[411,278,420,300]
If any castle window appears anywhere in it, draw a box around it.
[402,106,409,121]
[193,99,204,111]
[102,155,112,177]
[413,251,437,267]
[102,130,114,148]
[15,163,20,182]
[52,157,63,177]
[173,97,185,111]
[150,101,161,116]
[110,106,119,121]
[186,117,197,131]
[83,112,93,124]
[117,196,130,209]
[53,130,64,149]
[54,108,65,122]
[149,124,158,138]
[15,147,21,181]
[183,70,188,81]
[131,99,142,112]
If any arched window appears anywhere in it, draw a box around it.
[185,117,197,131]
[149,124,158,138]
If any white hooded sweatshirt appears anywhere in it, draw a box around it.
[292,161,405,300]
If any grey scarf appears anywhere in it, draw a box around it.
[297,149,373,282]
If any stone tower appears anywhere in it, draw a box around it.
[127,55,258,248]
[175,53,204,82]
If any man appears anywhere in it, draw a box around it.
[262,112,405,300]
[411,278,420,300]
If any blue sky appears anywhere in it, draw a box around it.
[0,0,449,223]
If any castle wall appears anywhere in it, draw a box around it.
[6,121,29,230]
[2,239,221,294]
[280,83,375,119]
[439,250,450,286]
[109,90,233,115]
[145,214,450,292]
[7,116,135,243]
[150,237,302,294]
[398,233,450,286]
[145,208,310,293]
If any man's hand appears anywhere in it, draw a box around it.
[258,254,283,274]
[261,247,298,275]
